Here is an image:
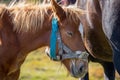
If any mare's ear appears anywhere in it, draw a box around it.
[51,0,66,21]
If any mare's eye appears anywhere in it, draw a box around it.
[66,31,73,37]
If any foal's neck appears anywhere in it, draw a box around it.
[17,20,52,54]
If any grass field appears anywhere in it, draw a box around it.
[19,48,120,80]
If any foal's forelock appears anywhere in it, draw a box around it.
[63,6,85,25]
[52,5,86,27]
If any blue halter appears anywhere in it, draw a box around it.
[50,17,58,60]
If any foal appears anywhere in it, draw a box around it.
[0,0,88,79]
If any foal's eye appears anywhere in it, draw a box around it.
[66,31,73,37]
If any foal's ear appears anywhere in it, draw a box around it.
[51,0,66,21]
[75,0,81,8]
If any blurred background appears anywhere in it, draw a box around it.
[0,0,120,80]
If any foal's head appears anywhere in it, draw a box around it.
[48,0,88,78]
[0,1,88,78]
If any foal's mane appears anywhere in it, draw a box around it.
[8,3,52,33]
[0,2,85,33]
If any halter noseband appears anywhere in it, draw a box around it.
[47,17,89,61]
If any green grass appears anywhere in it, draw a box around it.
[19,48,120,80]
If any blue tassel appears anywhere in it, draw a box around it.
[50,18,58,60]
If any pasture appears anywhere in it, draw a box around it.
[19,48,120,80]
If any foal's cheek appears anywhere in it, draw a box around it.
[61,59,71,71]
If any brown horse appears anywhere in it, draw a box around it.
[0,0,89,80]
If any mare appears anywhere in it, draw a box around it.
[98,0,120,75]
[74,0,116,80]
[0,0,89,79]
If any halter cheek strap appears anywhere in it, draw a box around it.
[50,17,58,60]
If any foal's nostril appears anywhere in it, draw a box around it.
[79,65,84,73]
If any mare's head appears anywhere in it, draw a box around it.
[47,0,89,78]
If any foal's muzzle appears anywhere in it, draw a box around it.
[70,59,88,78]
[70,51,88,78]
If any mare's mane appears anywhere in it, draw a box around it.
[0,2,85,33]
